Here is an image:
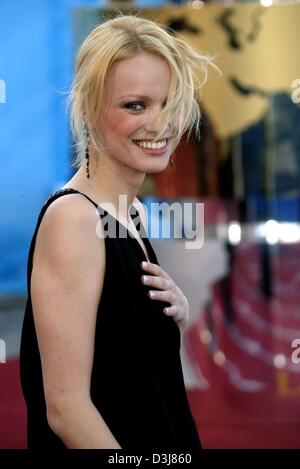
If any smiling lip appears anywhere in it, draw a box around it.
[132,138,171,156]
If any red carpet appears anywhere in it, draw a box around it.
[1,356,300,449]
[186,242,300,448]
[0,358,26,448]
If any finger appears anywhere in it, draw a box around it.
[141,261,169,280]
[163,305,177,316]
[141,275,170,290]
[148,290,175,303]
[164,306,187,329]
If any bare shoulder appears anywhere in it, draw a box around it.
[37,193,101,244]
[33,193,105,279]
[41,192,100,231]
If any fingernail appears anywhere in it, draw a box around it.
[149,291,155,298]
[142,275,149,283]
[141,261,147,268]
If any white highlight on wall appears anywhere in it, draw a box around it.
[263,219,280,245]
[273,353,286,369]
[228,221,241,245]
[260,0,272,7]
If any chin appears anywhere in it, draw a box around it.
[144,159,170,174]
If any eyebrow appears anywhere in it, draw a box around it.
[119,94,151,100]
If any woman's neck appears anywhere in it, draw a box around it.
[65,161,145,224]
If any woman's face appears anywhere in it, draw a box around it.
[96,52,175,174]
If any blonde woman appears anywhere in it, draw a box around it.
[20,14,211,450]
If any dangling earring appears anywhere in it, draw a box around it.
[169,155,174,167]
[84,125,90,179]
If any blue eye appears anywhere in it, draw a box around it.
[124,102,144,111]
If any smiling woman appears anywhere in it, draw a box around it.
[69,14,213,170]
[93,52,174,175]
[19,13,212,451]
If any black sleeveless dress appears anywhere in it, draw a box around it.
[19,188,202,451]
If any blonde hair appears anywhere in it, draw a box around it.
[69,13,215,168]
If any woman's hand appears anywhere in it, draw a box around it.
[141,261,189,332]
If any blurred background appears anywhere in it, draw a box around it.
[1,0,300,449]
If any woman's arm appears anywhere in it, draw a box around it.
[31,194,121,448]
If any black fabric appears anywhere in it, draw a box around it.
[19,188,202,451]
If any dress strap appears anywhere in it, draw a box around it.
[47,187,98,209]
[46,188,147,230]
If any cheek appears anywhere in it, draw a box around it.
[109,112,142,139]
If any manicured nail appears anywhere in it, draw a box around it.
[142,275,149,283]
[149,291,155,298]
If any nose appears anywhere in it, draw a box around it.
[143,106,163,135]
